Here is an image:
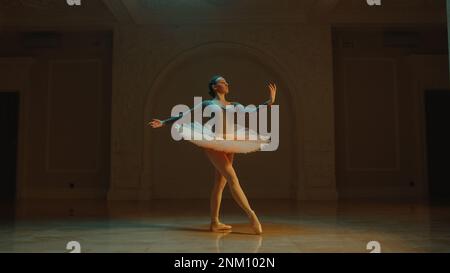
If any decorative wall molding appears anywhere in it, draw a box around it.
[107,23,338,200]
[138,41,300,200]
[342,58,400,172]
[45,59,103,174]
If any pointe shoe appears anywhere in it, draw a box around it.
[249,211,263,235]
[210,222,232,232]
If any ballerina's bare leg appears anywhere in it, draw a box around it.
[210,153,234,231]
[204,148,263,235]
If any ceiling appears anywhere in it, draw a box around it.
[0,0,446,28]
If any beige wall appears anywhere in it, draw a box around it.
[0,32,112,199]
[108,25,337,200]
[105,1,447,200]
[0,0,447,201]
[334,29,449,199]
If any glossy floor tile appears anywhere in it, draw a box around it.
[0,199,449,253]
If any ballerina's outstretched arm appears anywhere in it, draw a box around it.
[147,100,209,128]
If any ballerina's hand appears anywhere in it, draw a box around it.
[147,119,163,128]
[268,82,277,104]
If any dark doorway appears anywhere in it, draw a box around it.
[0,92,19,201]
[425,89,450,203]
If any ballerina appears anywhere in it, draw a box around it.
[148,75,277,235]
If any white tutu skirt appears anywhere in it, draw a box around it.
[173,122,271,154]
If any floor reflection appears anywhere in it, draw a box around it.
[0,199,449,253]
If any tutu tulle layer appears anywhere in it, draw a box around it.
[173,122,270,154]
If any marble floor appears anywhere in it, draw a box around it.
[0,199,449,253]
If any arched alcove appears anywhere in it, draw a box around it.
[142,42,301,199]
